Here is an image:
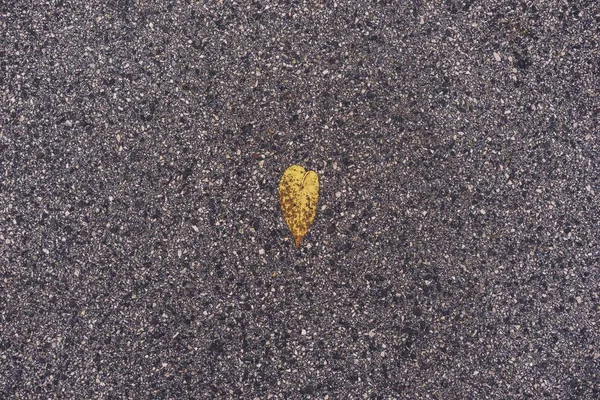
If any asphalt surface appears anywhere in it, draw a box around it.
[1,1,599,399]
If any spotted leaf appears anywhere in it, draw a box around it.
[279,165,320,248]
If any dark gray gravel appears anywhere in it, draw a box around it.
[1,1,599,398]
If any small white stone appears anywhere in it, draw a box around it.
[301,329,307,335]
[368,330,376,338]
[335,191,341,198]
[576,296,582,304]
[493,52,501,62]
[192,225,199,232]
[259,249,265,255]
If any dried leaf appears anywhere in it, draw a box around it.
[279,165,320,248]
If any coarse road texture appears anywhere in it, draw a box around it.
[1,1,599,399]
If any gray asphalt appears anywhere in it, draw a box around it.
[1,1,599,399]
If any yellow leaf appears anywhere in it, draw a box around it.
[279,165,320,248]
